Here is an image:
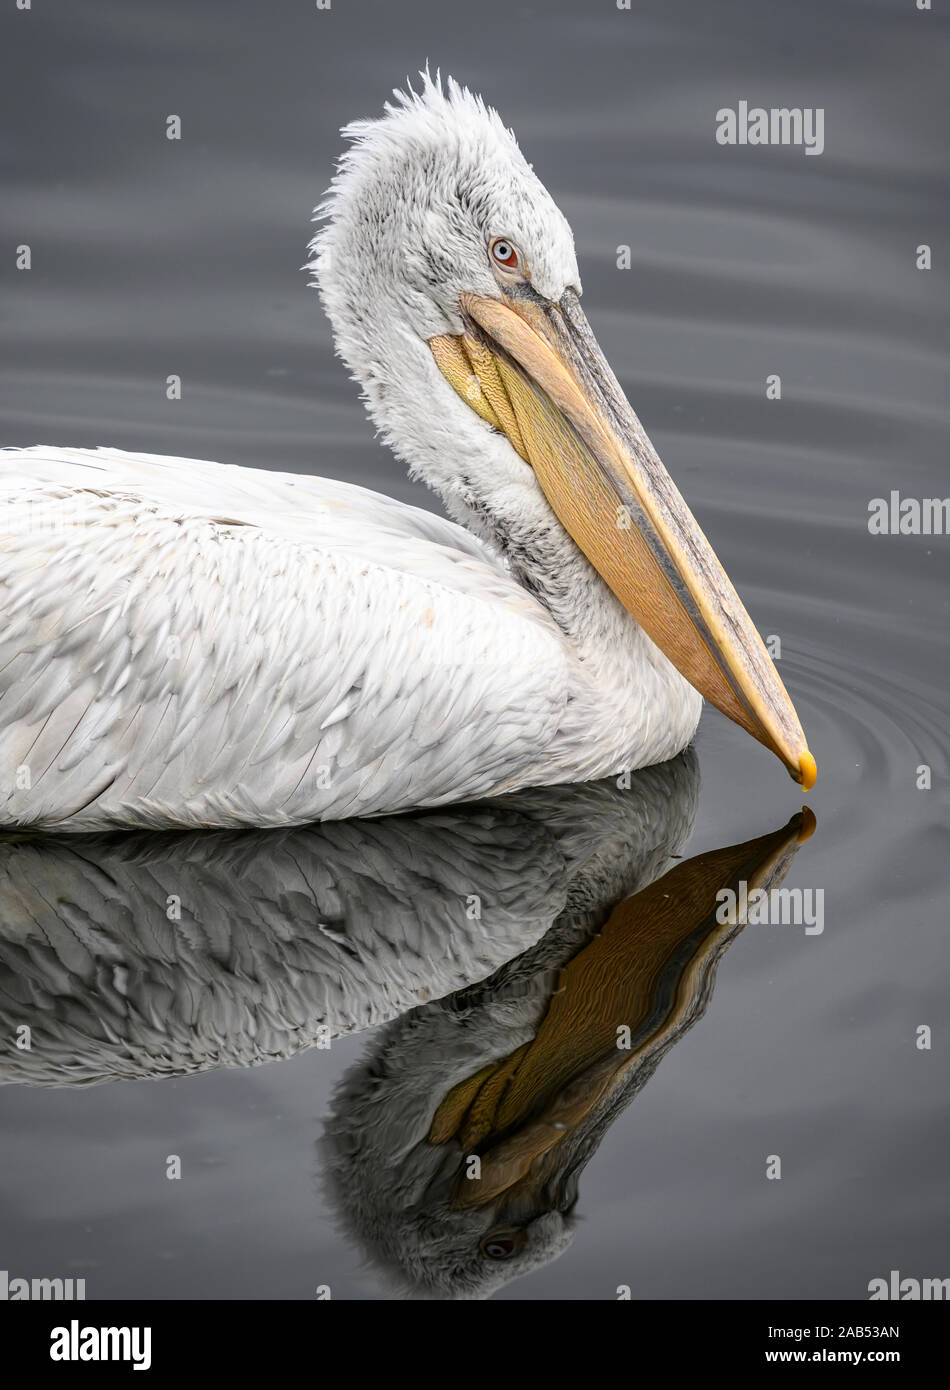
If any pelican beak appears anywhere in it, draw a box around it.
[429,288,816,789]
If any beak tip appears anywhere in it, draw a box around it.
[796,805,818,842]
[796,750,818,792]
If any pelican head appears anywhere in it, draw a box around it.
[310,72,815,789]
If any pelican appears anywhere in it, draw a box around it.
[0,74,815,832]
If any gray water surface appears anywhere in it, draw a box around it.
[0,0,948,1299]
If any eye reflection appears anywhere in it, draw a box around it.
[480,1229,524,1260]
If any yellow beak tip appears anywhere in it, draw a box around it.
[796,805,818,842]
[796,750,818,792]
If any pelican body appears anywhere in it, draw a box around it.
[0,76,813,832]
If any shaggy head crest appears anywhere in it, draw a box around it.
[307,69,580,354]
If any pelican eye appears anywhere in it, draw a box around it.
[479,1228,525,1261]
[489,237,521,272]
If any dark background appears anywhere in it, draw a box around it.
[0,0,948,1299]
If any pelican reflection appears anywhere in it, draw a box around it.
[0,752,816,1299]
[0,755,697,1085]
[322,786,815,1297]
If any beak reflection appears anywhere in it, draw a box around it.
[429,806,817,1218]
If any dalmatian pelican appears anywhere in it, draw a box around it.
[0,74,814,831]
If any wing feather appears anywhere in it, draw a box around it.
[0,447,570,829]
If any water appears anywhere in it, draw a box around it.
[1,0,948,1299]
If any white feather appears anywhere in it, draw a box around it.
[0,75,700,831]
